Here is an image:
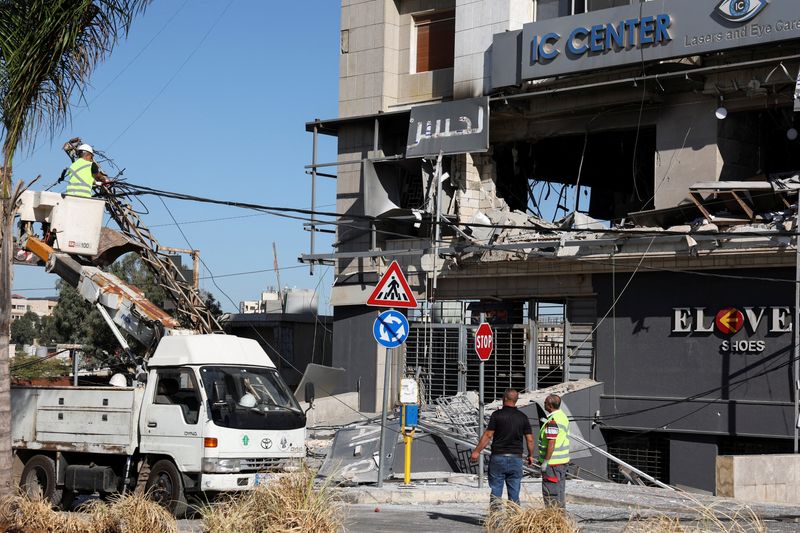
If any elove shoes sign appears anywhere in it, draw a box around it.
[672,306,793,354]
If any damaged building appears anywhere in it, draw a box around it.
[302,0,800,493]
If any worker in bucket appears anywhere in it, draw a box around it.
[63,143,106,197]
[470,388,535,508]
[539,394,570,509]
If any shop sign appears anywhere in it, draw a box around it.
[493,0,800,85]
[672,306,792,354]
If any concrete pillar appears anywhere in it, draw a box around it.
[333,305,381,412]
[654,95,721,210]
[454,0,530,98]
[454,152,506,222]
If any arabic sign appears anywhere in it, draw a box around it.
[492,0,800,85]
[405,97,489,158]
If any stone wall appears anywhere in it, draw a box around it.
[717,454,800,504]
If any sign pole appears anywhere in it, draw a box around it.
[377,346,393,487]
[476,314,490,489]
[478,358,485,489]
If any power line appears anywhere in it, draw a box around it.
[110,180,800,287]
[119,181,799,239]
[80,0,192,115]
[198,265,307,280]
[155,196,373,422]
[107,0,236,149]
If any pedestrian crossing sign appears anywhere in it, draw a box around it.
[366,260,418,308]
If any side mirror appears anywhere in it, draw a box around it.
[304,382,315,412]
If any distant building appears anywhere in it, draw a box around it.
[227,288,332,390]
[11,294,57,321]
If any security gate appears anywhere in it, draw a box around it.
[404,324,463,403]
[404,322,530,405]
[402,299,595,405]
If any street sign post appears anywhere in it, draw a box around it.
[374,309,411,488]
[400,378,419,486]
[474,321,493,489]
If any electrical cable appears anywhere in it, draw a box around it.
[155,196,374,423]
[10,349,70,372]
[117,181,800,239]
[197,265,307,280]
[104,179,800,288]
[107,0,236,149]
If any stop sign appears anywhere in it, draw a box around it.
[475,323,493,361]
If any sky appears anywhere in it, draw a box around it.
[11,0,341,313]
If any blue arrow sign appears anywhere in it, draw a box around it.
[373,309,410,349]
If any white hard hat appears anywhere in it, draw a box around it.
[109,373,127,387]
[239,393,257,408]
[77,143,94,154]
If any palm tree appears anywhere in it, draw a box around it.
[0,0,149,491]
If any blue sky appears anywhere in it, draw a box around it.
[12,0,341,312]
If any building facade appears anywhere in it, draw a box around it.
[11,295,57,321]
[305,0,800,492]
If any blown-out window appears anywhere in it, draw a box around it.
[414,11,455,73]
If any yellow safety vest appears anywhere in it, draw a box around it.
[65,159,94,197]
[538,409,570,465]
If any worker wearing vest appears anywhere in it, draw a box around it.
[65,144,101,197]
[539,394,570,509]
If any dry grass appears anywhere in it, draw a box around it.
[485,503,577,533]
[0,490,176,533]
[83,491,177,533]
[624,500,767,533]
[201,466,343,533]
[0,492,89,533]
[624,515,687,533]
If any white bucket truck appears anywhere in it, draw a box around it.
[12,188,313,516]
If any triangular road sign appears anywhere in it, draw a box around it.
[367,260,418,308]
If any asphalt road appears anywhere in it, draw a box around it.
[177,502,800,532]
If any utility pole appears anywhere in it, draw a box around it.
[273,242,284,314]
[160,247,200,290]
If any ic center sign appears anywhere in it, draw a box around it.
[672,306,793,354]
[492,0,800,86]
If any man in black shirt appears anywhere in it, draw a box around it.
[470,388,534,505]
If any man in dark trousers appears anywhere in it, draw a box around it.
[471,388,535,506]
[539,394,570,508]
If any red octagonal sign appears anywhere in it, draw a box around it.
[475,323,494,361]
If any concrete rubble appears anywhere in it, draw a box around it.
[452,177,799,267]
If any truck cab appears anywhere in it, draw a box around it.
[141,335,306,498]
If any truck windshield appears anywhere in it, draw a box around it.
[200,366,304,430]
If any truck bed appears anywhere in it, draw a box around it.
[12,386,144,455]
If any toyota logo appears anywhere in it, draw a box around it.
[261,438,272,450]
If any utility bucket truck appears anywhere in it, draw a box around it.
[11,168,312,516]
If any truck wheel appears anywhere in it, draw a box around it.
[145,459,187,517]
[19,455,62,506]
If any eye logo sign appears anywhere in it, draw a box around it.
[715,307,745,335]
[716,0,768,23]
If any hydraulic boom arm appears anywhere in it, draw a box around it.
[24,235,187,355]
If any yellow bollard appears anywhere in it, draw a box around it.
[404,431,413,485]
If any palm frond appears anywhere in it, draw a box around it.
[0,0,149,178]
